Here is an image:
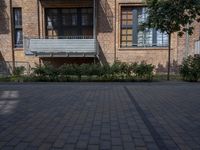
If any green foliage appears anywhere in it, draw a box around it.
[30,62,155,82]
[32,64,59,81]
[13,66,25,76]
[145,0,200,35]
[180,56,200,82]
[135,62,154,81]
[0,76,11,82]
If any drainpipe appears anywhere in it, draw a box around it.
[37,0,41,38]
[10,0,15,73]
[93,0,96,39]
[185,23,189,57]
[37,0,41,65]
[114,0,117,62]
[93,0,98,63]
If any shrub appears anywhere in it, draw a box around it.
[135,62,154,81]
[13,66,25,76]
[89,63,102,76]
[32,64,47,77]
[100,64,111,79]
[180,55,200,82]
[127,62,138,77]
[30,62,155,82]
[32,64,59,81]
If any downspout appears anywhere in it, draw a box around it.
[37,0,41,38]
[93,0,97,63]
[10,0,15,73]
[114,0,117,62]
[185,23,189,57]
[37,0,41,66]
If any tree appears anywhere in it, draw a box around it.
[144,0,200,80]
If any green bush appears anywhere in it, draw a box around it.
[180,55,200,82]
[128,63,138,77]
[110,61,129,78]
[135,62,154,81]
[32,64,59,81]
[13,66,25,76]
[30,61,154,82]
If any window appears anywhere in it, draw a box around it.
[46,8,93,38]
[13,8,23,48]
[120,7,168,48]
[81,8,93,26]
[62,9,78,26]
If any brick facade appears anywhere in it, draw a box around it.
[0,0,200,73]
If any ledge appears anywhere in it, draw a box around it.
[14,48,24,51]
[118,47,171,51]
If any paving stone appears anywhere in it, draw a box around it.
[0,142,6,148]
[101,134,111,141]
[67,136,79,144]
[7,138,21,146]
[76,141,88,149]
[38,143,52,150]
[100,141,111,150]
[89,137,100,145]
[88,145,99,150]
[123,142,135,150]
[63,144,75,150]
[53,140,65,148]
[1,146,14,150]
[0,83,200,150]
[111,138,122,146]
[112,146,123,150]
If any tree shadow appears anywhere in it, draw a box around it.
[0,52,11,75]
[0,0,10,34]
[156,60,180,74]
[98,0,113,33]
[98,45,108,65]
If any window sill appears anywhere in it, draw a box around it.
[14,48,24,51]
[118,47,170,51]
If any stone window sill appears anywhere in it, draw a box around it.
[118,47,170,51]
[14,48,24,51]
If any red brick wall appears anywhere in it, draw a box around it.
[0,0,200,72]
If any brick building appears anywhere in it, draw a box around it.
[0,0,200,73]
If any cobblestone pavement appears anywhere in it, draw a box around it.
[0,82,199,150]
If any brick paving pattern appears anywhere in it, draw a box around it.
[0,83,199,150]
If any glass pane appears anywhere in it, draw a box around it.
[138,7,147,25]
[127,41,132,47]
[70,9,77,13]
[121,42,127,47]
[82,15,88,26]
[157,30,168,46]
[46,9,58,28]
[48,9,58,14]
[121,7,134,47]
[72,15,77,26]
[127,36,132,41]
[122,14,127,19]
[15,30,23,47]
[122,36,127,41]
[121,29,127,35]
[81,8,93,26]
[137,29,153,46]
[127,29,132,34]
[62,15,70,26]
[14,8,22,27]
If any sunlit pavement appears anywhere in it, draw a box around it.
[0,82,200,150]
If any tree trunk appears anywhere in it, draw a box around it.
[167,34,171,80]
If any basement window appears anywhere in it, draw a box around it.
[120,7,168,48]
[13,8,23,48]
